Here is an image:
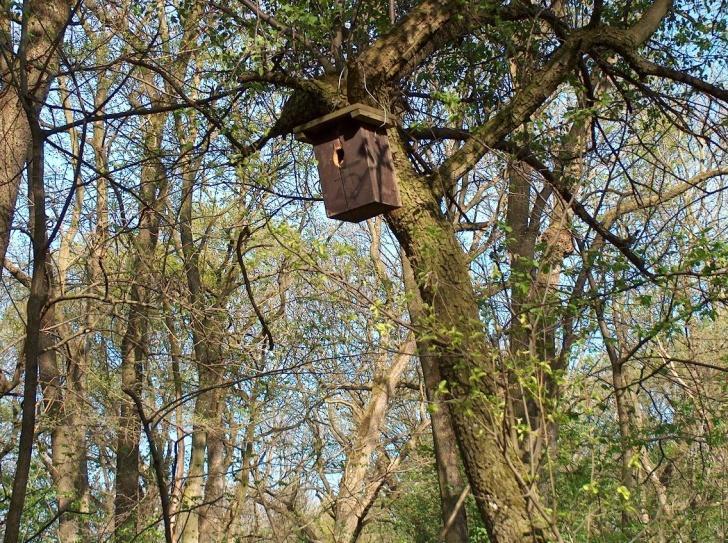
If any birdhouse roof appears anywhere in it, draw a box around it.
[293,103,396,143]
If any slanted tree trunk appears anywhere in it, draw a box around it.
[383,129,555,542]
[333,338,414,543]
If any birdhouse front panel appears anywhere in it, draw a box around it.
[312,132,350,218]
[294,104,402,223]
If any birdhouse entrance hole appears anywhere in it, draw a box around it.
[293,104,402,223]
[333,145,345,168]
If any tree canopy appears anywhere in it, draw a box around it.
[0,0,726,542]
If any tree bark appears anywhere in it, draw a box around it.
[114,113,167,540]
[175,136,228,543]
[402,253,469,543]
[37,284,90,542]
[333,338,414,543]
[384,129,556,542]
[0,0,70,265]
[4,111,49,543]
[0,9,74,532]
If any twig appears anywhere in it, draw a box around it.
[236,227,274,351]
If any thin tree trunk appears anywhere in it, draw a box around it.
[226,396,259,538]
[4,112,48,543]
[333,338,414,543]
[200,390,227,539]
[165,314,187,535]
[114,113,167,540]
[176,146,227,543]
[402,253,469,543]
[590,278,637,529]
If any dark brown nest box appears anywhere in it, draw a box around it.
[294,104,401,222]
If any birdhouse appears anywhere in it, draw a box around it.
[294,104,401,222]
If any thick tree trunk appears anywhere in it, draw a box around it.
[402,254,469,543]
[0,0,70,265]
[37,294,89,542]
[384,129,557,543]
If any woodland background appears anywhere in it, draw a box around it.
[0,0,726,542]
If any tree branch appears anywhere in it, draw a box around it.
[607,48,728,102]
[437,37,583,184]
[213,0,335,73]
[600,168,728,227]
[3,258,31,287]
[625,0,673,45]
[498,141,656,279]
[236,228,274,351]
[348,0,524,100]
[405,125,470,140]
[433,0,675,186]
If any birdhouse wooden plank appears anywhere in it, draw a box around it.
[294,104,401,222]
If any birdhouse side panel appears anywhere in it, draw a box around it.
[368,129,400,208]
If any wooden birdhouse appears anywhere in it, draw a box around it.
[293,104,401,222]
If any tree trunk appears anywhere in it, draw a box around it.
[37,289,89,542]
[333,339,413,543]
[175,336,225,543]
[4,115,49,543]
[591,282,638,530]
[175,140,228,542]
[114,296,145,538]
[199,387,227,540]
[384,129,557,543]
[114,115,167,540]
[0,5,73,534]
[402,253,469,543]
[0,0,70,265]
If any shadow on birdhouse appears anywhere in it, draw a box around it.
[293,104,401,222]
